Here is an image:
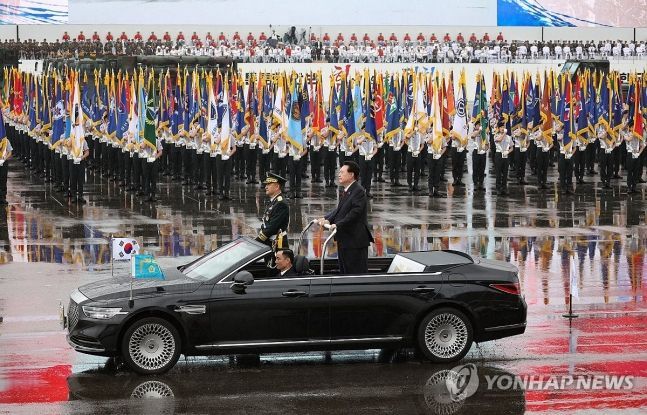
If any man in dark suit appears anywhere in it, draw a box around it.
[317,161,374,274]
[275,249,297,277]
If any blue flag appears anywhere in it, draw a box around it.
[287,82,304,151]
[131,254,165,280]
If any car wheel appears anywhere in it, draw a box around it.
[417,308,473,363]
[121,317,181,375]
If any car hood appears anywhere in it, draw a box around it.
[78,267,203,302]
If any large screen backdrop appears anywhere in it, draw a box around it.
[1,0,645,26]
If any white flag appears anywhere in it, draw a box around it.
[569,255,579,299]
[112,238,141,261]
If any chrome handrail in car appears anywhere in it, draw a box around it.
[321,224,337,276]
[297,219,317,256]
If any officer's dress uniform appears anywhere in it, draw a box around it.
[256,187,290,249]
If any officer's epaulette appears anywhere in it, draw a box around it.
[277,196,283,202]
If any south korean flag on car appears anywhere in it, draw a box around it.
[112,238,141,261]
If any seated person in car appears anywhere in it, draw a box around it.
[275,249,297,277]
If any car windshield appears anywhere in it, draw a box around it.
[182,239,264,281]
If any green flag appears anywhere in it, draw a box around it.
[479,78,489,144]
[144,74,158,150]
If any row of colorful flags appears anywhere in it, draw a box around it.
[2,66,645,156]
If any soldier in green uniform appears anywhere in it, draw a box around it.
[256,172,290,250]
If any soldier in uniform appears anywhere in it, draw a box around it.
[623,122,644,193]
[470,119,488,191]
[256,173,290,250]
[597,124,613,189]
[405,121,424,192]
[494,121,512,195]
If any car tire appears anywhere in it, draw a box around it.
[417,308,473,363]
[121,317,181,375]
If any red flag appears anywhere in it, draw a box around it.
[374,73,384,134]
[312,72,325,133]
[13,70,23,115]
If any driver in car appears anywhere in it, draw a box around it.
[275,249,297,277]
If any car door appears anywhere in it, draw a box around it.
[206,276,312,346]
[329,272,443,341]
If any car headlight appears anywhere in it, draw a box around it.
[82,306,127,320]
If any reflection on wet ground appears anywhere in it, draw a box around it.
[0,165,646,413]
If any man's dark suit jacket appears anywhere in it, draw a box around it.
[279,266,297,278]
[324,181,374,249]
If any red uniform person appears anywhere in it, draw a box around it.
[416,32,425,43]
[148,32,157,41]
[430,33,437,42]
[377,32,385,43]
[163,32,171,42]
[323,32,330,43]
[191,31,200,43]
[119,31,128,41]
[310,32,317,42]
[259,32,267,42]
[469,32,477,42]
[62,31,70,42]
[389,32,397,42]
[404,33,411,43]
[91,31,100,42]
[350,33,357,43]
[483,32,490,41]
[443,33,451,42]
[233,31,241,41]
[363,33,370,43]
[77,31,85,41]
[106,31,114,42]
[337,32,344,43]
[456,32,464,43]
[134,31,143,41]
[496,32,504,41]
[206,32,213,42]
[177,31,185,42]
[246,32,254,43]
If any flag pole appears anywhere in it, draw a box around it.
[129,255,134,308]
[110,236,114,278]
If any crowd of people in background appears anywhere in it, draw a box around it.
[3,29,646,63]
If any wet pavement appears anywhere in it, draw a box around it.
[0,163,646,414]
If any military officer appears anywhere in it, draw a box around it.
[256,173,290,249]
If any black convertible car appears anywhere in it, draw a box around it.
[65,235,526,375]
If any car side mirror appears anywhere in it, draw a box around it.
[231,271,254,292]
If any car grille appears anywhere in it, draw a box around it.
[68,300,79,332]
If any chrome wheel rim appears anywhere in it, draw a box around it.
[128,323,176,371]
[424,313,468,359]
